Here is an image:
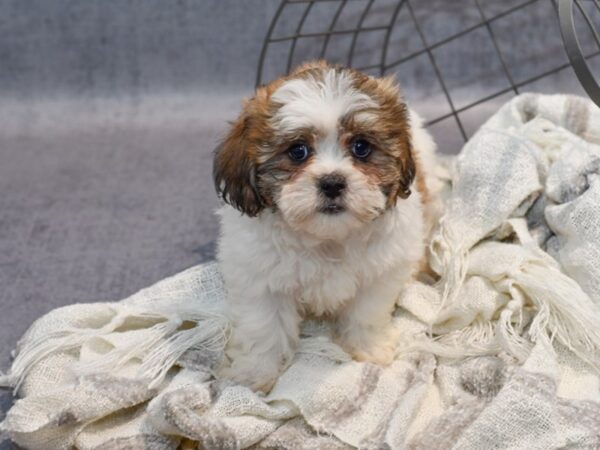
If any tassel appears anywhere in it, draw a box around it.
[514,262,600,372]
[139,311,229,389]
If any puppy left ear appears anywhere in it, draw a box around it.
[397,145,416,199]
[213,114,264,217]
[369,74,416,201]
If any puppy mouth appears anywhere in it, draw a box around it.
[318,202,346,215]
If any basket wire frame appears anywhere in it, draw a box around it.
[560,0,600,106]
[256,0,600,146]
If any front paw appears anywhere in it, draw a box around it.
[219,352,282,393]
[336,324,399,366]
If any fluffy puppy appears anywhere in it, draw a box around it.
[214,61,436,392]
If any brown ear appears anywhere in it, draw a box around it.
[213,114,264,216]
[397,143,416,199]
[366,73,416,201]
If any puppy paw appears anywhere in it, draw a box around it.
[337,324,399,366]
[219,352,281,393]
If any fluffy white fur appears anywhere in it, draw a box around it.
[270,70,377,135]
[218,69,437,392]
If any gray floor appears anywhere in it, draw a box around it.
[1,1,598,448]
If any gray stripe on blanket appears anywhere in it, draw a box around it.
[564,95,590,137]
[160,385,239,449]
[91,434,178,450]
[409,369,600,450]
[326,363,381,426]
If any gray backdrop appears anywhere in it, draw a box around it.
[0,1,597,446]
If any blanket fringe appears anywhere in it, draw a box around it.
[497,296,532,363]
[1,301,230,392]
[400,320,500,359]
[1,307,128,391]
[405,247,600,371]
[139,313,229,389]
[516,261,600,371]
[429,215,469,315]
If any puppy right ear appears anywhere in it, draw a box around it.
[213,114,264,217]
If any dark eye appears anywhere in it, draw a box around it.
[288,142,310,162]
[351,138,371,159]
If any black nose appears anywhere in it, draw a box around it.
[319,173,347,199]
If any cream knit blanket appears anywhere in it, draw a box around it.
[2,93,600,449]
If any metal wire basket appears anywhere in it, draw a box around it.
[256,0,600,153]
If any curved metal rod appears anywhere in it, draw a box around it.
[559,0,600,107]
[319,0,348,59]
[379,0,406,76]
[574,0,600,50]
[384,0,538,71]
[286,1,316,74]
[405,0,467,140]
[256,0,287,87]
[474,0,518,94]
[347,0,375,67]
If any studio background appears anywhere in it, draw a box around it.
[0,0,597,438]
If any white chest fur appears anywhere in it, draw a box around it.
[217,188,424,318]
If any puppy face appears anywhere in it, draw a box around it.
[214,61,415,240]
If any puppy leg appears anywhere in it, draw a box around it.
[334,274,403,365]
[221,287,300,392]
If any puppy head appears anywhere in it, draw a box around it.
[214,61,415,240]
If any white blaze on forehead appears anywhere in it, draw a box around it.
[271,69,377,134]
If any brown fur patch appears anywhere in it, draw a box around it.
[213,81,281,215]
[341,69,418,206]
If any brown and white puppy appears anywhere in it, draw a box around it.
[214,61,436,392]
